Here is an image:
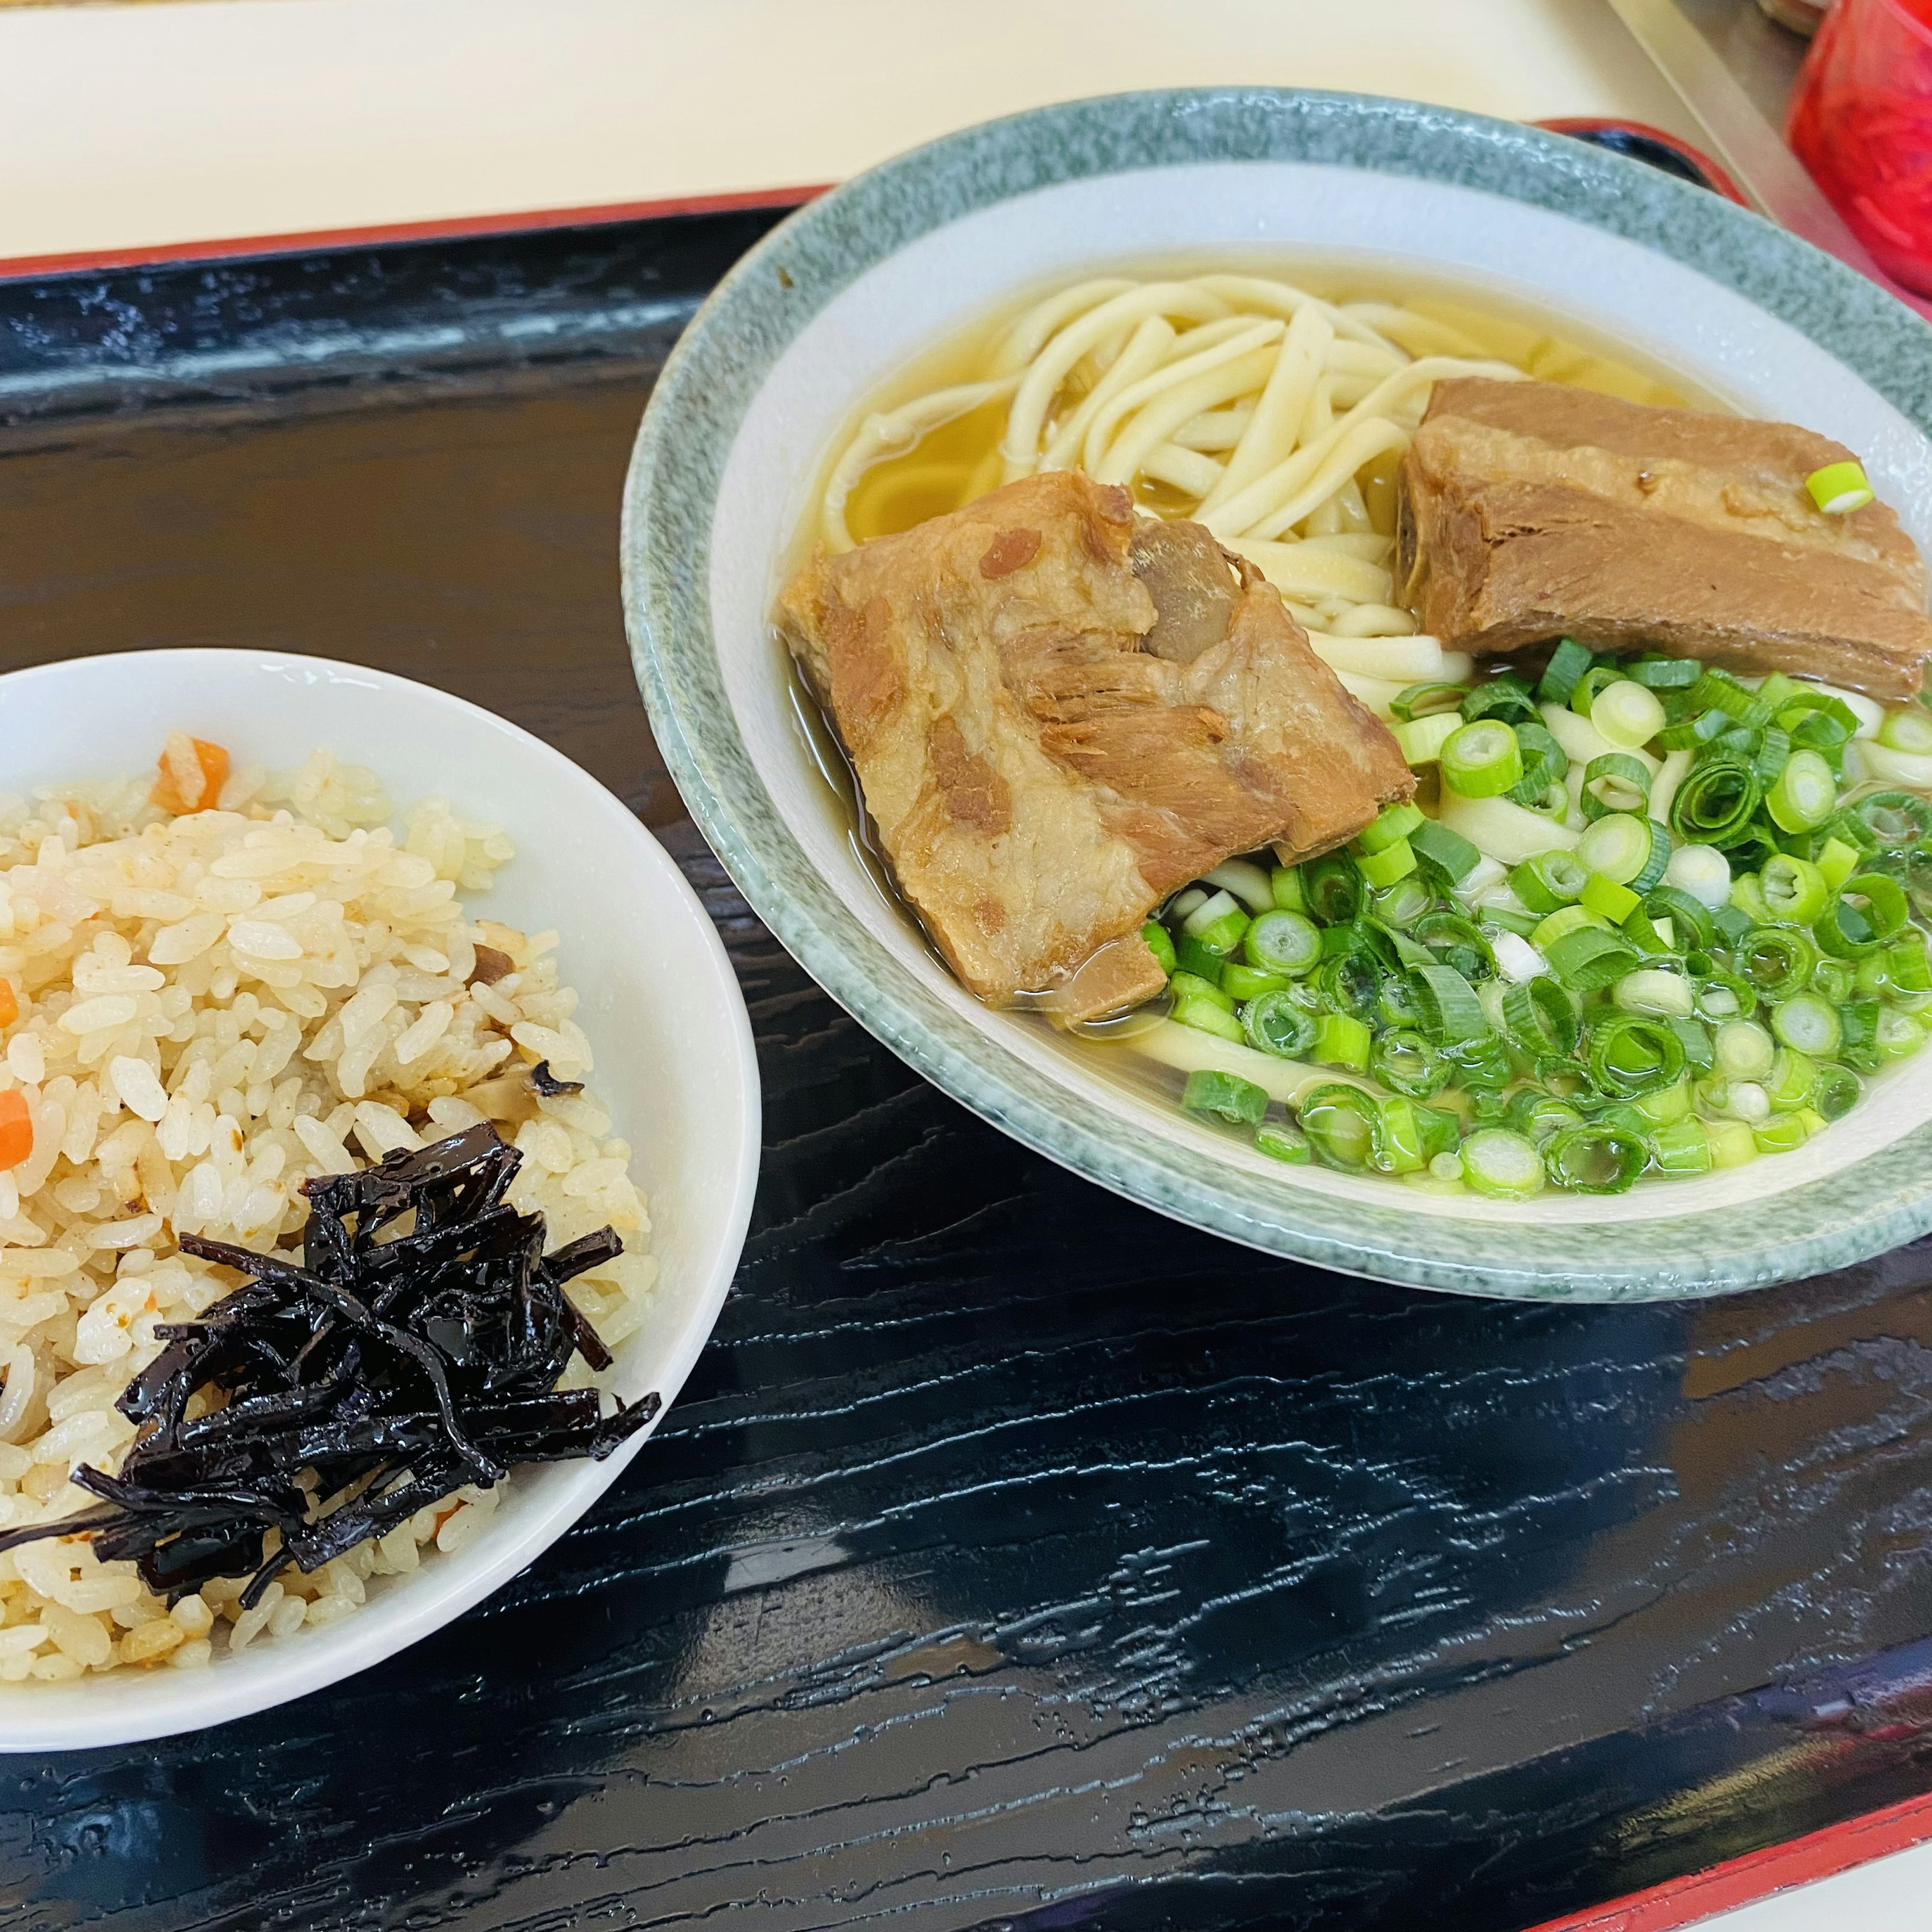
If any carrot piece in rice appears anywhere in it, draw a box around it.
[0,1093,31,1171]
[151,734,230,814]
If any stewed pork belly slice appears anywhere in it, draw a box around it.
[776,470,1412,1014]
[1399,377,1932,700]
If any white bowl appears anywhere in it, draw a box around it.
[0,648,759,1749]
[625,88,1932,1301]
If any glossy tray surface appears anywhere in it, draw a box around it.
[3,208,1931,1931]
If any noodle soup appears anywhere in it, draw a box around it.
[778,261,1932,1202]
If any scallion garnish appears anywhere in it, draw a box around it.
[1441,719,1525,799]
[1806,459,1875,515]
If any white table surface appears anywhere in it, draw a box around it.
[0,0,1706,261]
[0,3,1920,1924]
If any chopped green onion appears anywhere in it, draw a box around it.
[1270,866,1306,912]
[1614,969,1695,1019]
[1500,976,1581,1055]
[1813,1063,1862,1119]
[1369,873,1435,928]
[1316,950,1383,1020]
[1765,1048,1817,1110]
[1355,801,1426,854]
[1580,872,1641,924]
[1661,843,1732,911]
[1461,674,1540,727]
[1174,933,1228,983]
[1889,931,1932,992]
[1668,754,1762,848]
[1700,1076,1770,1123]
[1506,1090,1586,1144]
[1706,1118,1759,1168]
[1655,707,1732,752]
[1729,869,1775,928]
[1812,959,1856,1004]
[1714,1019,1776,1082]
[1244,910,1323,976]
[1370,1028,1444,1098]
[1876,1007,1927,1061]
[1301,854,1363,925]
[1194,909,1249,954]
[1370,1097,1429,1174]
[1590,678,1668,750]
[1643,884,1716,951]
[1578,813,1669,890]
[1753,1111,1811,1155]
[1817,836,1861,893]
[1739,927,1818,1000]
[1408,819,1482,884]
[1764,748,1837,832]
[1311,1012,1373,1072]
[1769,991,1841,1056]
[1172,995,1245,1043]
[1298,1083,1380,1170]
[1651,1119,1712,1175]
[1537,637,1594,706]
[1395,711,1464,767]
[1686,668,1772,729]
[1222,962,1291,1002]
[1143,921,1178,976]
[1751,726,1791,791]
[1546,924,1640,992]
[1805,458,1875,514]
[1587,1012,1688,1096]
[1570,665,1627,720]
[1181,889,1240,939]
[1580,752,1651,820]
[1182,1068,1269,1125]
[1854,790,1932,849]
[1354,838,1417,889]
[1544,1123,1649,1193]
[1408,962,1490,1044]
[1169,970,1232,1013]
[1460,1128,1546,1200]
[1626,656,1702,690]
[1668,1015,1717,1072]
[1532,904,1607,950]
[1413,912,1495,982]
[1254,1121,1312,1164]
[1840,998,1883,1069]
[1816,881,1908,954]
[1240,989,1316,1059]
[1879,707,1932,756]
[1633,1076,1694,1126]
[1511,850,1589,913]
[1759,854,1831,926]
[1390,681,1469,722]
[1441,719,1525,798]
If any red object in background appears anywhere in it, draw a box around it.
[1790,0,1932,295]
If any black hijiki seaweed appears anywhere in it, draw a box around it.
[0,1124,658,1607]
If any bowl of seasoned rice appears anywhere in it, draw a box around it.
[0,648,759,1749]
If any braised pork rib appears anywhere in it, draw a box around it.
[778,472,1412,1013]
[1400,377,1932,699]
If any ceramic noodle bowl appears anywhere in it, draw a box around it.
[623,88,1932,1300]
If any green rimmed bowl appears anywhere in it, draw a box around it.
[623,87,1932,1301]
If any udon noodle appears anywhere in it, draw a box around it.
[816,273,1668,716]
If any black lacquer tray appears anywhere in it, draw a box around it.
[3,206,1931,1932]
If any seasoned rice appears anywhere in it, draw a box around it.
[0,740,655,1678]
